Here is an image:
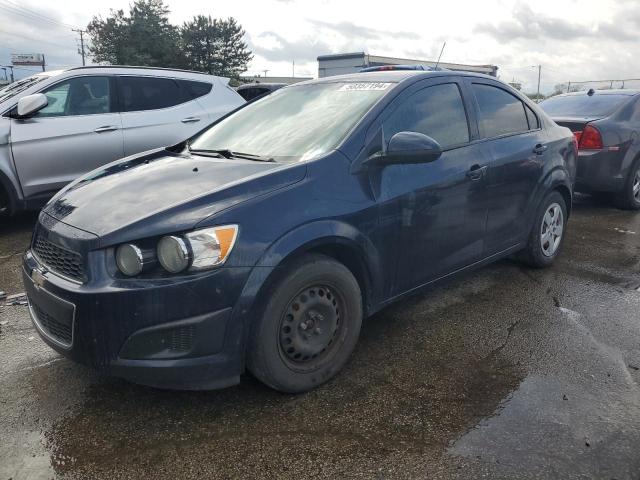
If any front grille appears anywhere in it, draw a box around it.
[33,235,85,282]
[31,302,73,346]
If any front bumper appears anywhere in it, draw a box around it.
[574,149,626,193]
[22,249,254,390]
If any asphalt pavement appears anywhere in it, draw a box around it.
[1,195,639,480]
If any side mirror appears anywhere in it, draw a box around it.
[383,131,442,164]
[16,93,48,118]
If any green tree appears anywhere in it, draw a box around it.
[87,0,185,68]
[181,15,252,77]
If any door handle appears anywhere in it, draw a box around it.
[466,164,487,181]
[181,117,201,123]
[94,125,119,133]
[533,143,548,155]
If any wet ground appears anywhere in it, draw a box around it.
[1,196,639,479]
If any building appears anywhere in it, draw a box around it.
[240,75,313,85]
[317,52,498,78]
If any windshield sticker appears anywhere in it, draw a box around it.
[338,82,392,92]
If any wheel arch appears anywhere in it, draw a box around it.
[0,167,19,215]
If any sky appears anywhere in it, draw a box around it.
[1,0,639,94]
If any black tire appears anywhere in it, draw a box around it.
[614,159,640,210]
[247,254,362,393]
[519,191,568,268]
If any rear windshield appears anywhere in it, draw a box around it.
[540,94,630,118]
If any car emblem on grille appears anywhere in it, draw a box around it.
[31,267,46,289]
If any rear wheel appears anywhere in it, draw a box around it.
[615,159,640,210]
[519,191,567,268]
[247,254,362,393]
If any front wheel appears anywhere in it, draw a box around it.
[247,254,363,393]
[615,160,640,210]
[519,191,567,268]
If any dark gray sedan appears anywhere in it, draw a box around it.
[540,89,640,209]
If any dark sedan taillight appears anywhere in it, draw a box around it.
[578,124,603,150]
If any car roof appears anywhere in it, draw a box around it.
[296,70,496,86]
[556,89,640,98]
[61,65,224,82]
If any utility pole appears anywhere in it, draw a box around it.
[536,65,541,101]
[72,28,87,66]
[292,60,295,78]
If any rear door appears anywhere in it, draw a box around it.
[117,75,209,156]
[469,80,547,255]
[10,75,123,199]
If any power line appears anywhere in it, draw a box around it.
[0,0,79,29]
[1,29,77,50]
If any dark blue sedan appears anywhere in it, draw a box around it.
[23,70,576,392]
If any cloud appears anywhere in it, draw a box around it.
[309,19,419,41]
[475,4,592,41]
[475,2,640,44]
[249,32,332,62]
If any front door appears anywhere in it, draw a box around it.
[11,75,123,199]
[374,80,490,294]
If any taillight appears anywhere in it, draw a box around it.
[573,131,582,145]
[571,134,579,155]
[579,124,603,150]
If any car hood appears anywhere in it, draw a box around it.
[44,148,306,245]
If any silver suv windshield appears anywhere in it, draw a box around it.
[0,74,49,104]
[190,81,394,162]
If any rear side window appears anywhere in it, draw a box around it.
[37,76,112,117]
[473,83,529,138]
[384,83,470,149]
[118,76,183,112]
[540,94,630,118]
[180,80,212,101]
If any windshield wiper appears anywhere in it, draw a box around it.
[230,151,275,162]
[188,146,274,162]
[187,147,233,159]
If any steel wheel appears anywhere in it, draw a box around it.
[278,285,343,370]
[540,202,564,257]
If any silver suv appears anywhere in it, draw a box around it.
[0,66,245,215]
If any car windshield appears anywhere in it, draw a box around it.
[0,74,49,104]
[540,94,631,118]
[190,81,394,161]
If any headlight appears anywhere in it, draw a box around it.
[115,244,144,276]
[185,225,238,270]
[157,236,190,273]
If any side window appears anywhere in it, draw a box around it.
[119,76,183,112]
[472,83,529,138]
[525,104,540,130]
[37,76,111,117]
[180,80,213,101]
[384,83,470,149]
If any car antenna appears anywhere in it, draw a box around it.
[434,41,447,70]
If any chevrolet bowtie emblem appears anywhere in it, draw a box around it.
[31,267,46,289]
